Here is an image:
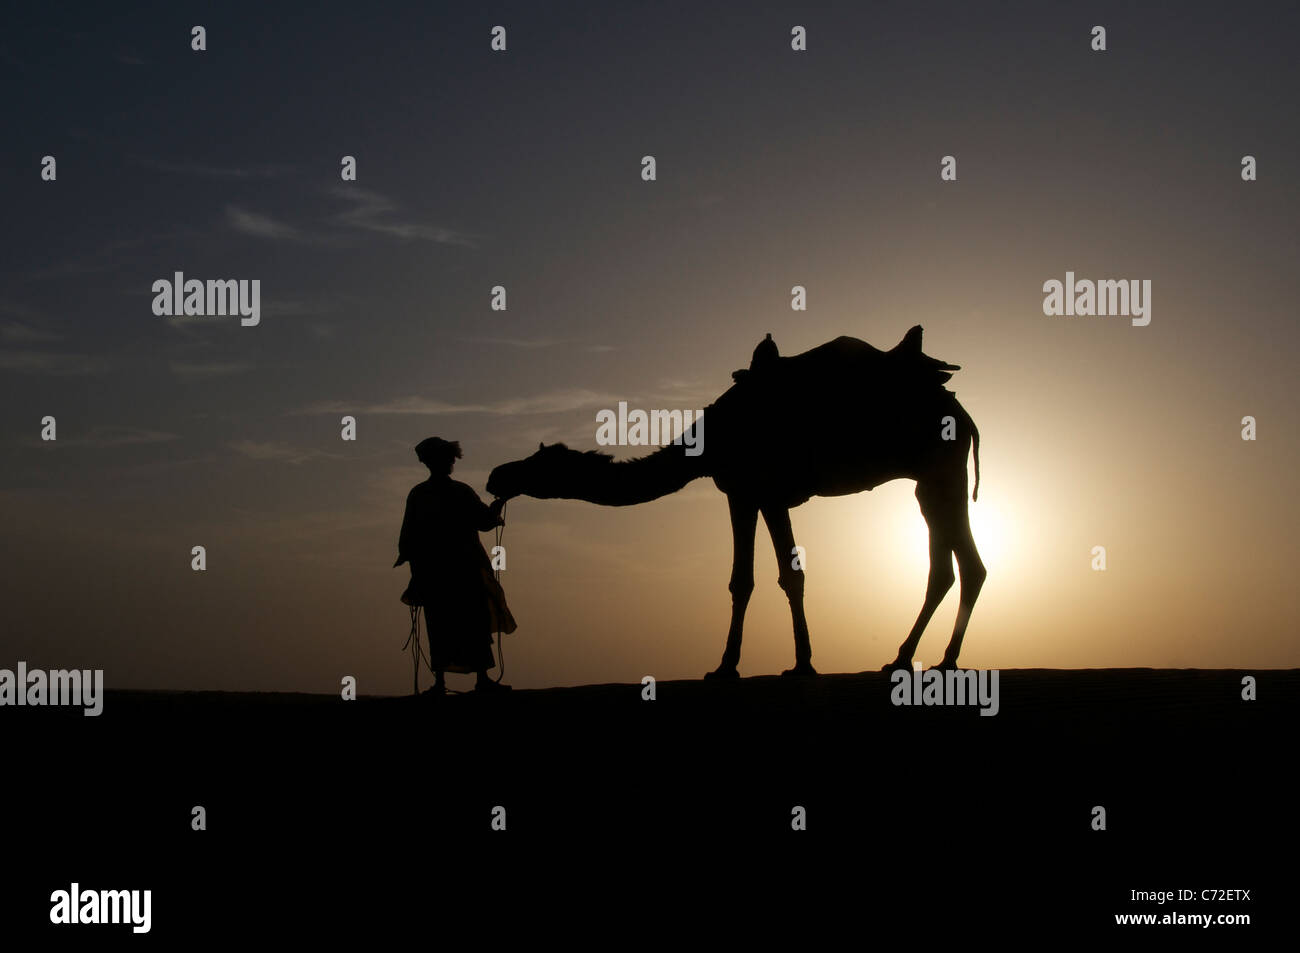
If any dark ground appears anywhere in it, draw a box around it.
[5,668,1294,941]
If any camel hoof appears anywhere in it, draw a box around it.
[705,665,739,680]
[781,663,818,677]
[929,660,959,672]
[881,659,912,674]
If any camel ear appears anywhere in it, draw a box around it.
[538,442,545,451]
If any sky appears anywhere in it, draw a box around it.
[2,1,1297,694]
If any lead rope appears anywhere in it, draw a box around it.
[492,499,507,683]
[403,499,508,694]
[403,605,425,695]
[405,607,471,696]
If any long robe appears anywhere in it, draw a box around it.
[394,476,516,673]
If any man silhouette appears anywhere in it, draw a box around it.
[394,437,515,695]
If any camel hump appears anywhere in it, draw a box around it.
[733,333,781,381]
[897,325,924,354]
[751,332,779,369]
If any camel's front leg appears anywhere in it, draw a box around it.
[706,495,757,679]
[761,504,817,676]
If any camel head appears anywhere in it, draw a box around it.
[487,442,613,501]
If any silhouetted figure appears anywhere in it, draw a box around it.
[487,327,984,678]
[394,437,515,695]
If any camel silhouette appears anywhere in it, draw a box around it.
[487,326,985,677]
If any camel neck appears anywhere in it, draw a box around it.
[567,444,709,506]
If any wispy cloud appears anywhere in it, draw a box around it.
[0,320,62,343]
[329,187,478,247]
[295,388,617,417]
[458,336,556,349]
[228,440,340,465]
[503,422,602,449]
[649,378,716,404]
[0,299,46,320]
[221,505,395,553]
[134,157,291,178]
[169,360,255,379]
[261,295,344,318]
[0,349,110,375]
[50,426,181,448]
[161,288,344,333]
[22,231,199,281]
[217,192,476,248]
[99,453,220,479]
[456,336,617,353]
[225,206,302,241]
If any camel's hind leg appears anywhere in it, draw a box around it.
[760,504,816,677]
[884,482,957,672]
[936,501,985,670]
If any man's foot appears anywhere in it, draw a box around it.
[475,679,512,693]
[421,684,446,698]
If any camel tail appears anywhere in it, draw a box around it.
[954,401,980,502]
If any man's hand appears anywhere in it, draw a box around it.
[489,497,507,525]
